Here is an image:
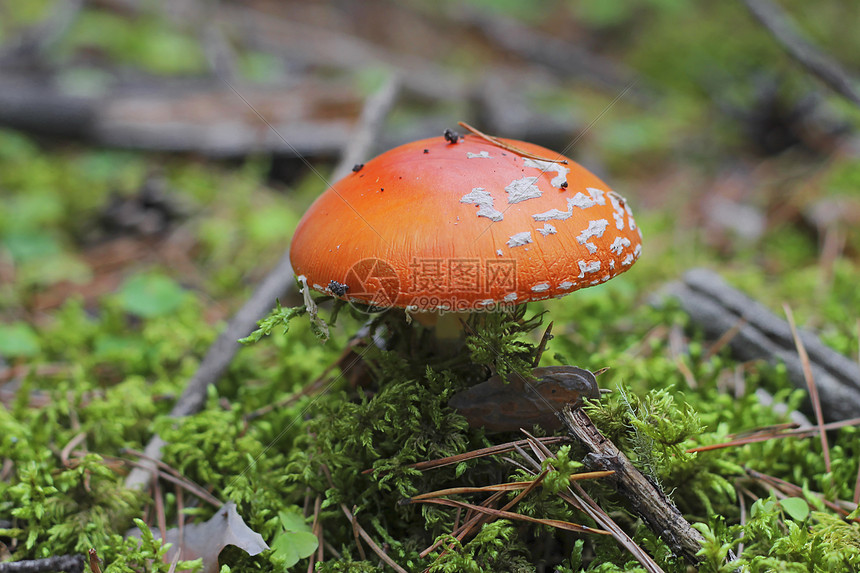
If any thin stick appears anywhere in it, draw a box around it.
[371,436,567,474]
[410,497,609,535]
[60,432,87,468]
[686,416,860,453]
[350,505,367,561]
[855,319,860,505]
[458,122,569,164]
[125,74,400,492]
[339,504,407,573]
[124,248,295,491]
[154,477,168,545]
[330,75,401,182]
[419,491,506,559]
[310,496,323,571]
[121,447,223,507]
[784,304,831,472]
[744,0,860,107]
[520,431,665,573]
[407,471,614,501]
[559,406,705,567]
[533,321,553,367]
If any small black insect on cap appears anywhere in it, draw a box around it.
[443,129,460,144]
[328,280,349,297]
[352,164,364,173]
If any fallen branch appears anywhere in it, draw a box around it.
[744,0,860,107]
[561,405,706,566]
[659,269,860,422]
[520,431,664,573]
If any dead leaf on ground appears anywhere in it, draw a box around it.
[130,502,269,573]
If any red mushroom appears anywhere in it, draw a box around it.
[290,133,642,318]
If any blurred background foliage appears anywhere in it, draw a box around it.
[1,0,859,571]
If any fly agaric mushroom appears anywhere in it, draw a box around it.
[289,131,642,319]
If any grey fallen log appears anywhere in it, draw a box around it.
[660,268,860,422]
[0,73,356,157]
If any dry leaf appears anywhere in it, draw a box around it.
[145,502,269,573]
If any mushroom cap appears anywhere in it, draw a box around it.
[290,134,642,311]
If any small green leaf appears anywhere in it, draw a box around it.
[270,508,318,567]
[780,497,810,521]
[116,272,186,318]
[0,322,40,357]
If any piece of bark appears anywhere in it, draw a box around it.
[660,268,860,422]
[561,404,706,565]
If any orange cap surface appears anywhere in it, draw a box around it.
[289,134,642,311]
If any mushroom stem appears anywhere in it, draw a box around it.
[436,311,471,341]
[410,311,471,343]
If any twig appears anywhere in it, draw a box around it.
[458,122,568,164]
[339,504,407,573]
[686,414,860,453]
[532,321,553,367]
[124,248,294,491]
[330,75,401,182]
[120,448,223,507]
[309,496,323,572]
[125,74,400,492]
[743,0,860,107]
[784,304,831,472]
[0,555,84,573]
[369,436,568,474]
[520,432,664,573]
[418,491,506,559]
[704,317,747,360]
[408,497,609,535]
[60,432,87,468]
[745,467,858,519]
[561,405,705,566]
[406,470,614,501]
[350,505,367,561]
